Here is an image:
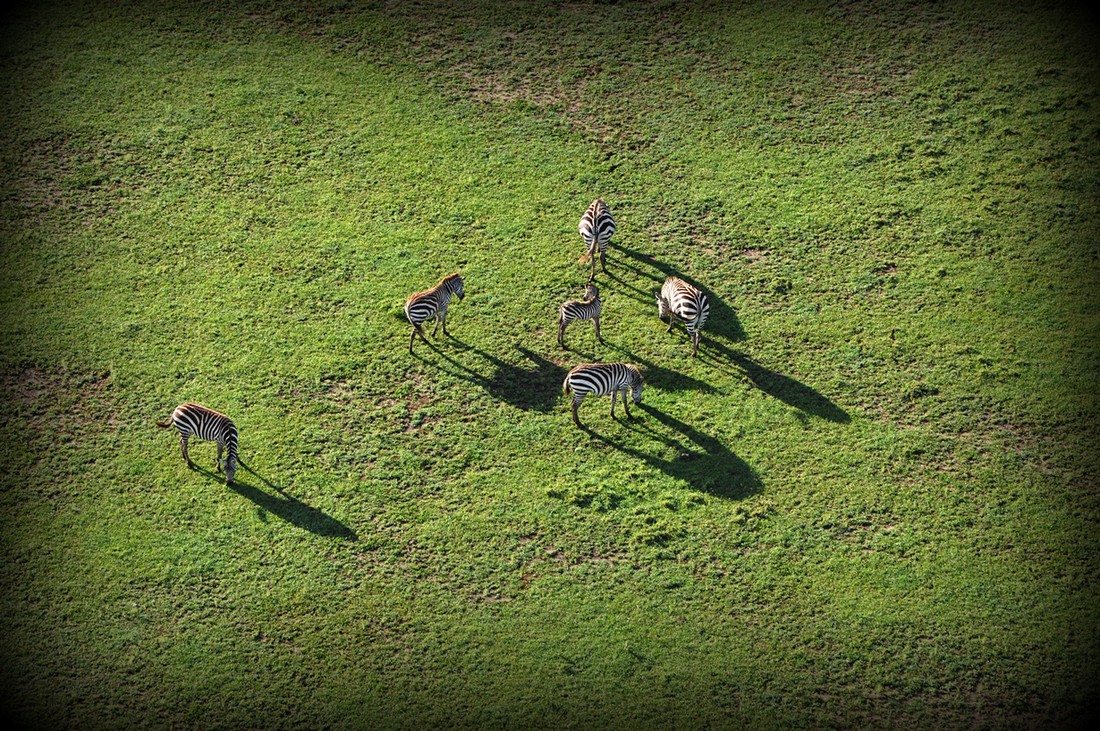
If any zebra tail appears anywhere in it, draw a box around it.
[562,376,572,395]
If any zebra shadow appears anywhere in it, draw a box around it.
[577,403,760,499]
[614,243,746,344]
[192,464,358,540]
[416,338,566,413]
[698,341,850,424]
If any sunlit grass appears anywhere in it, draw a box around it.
[1,0,1098,728]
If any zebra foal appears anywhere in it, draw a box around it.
[405,272,465,354]
[562,362,644,427]
[558,282,604,348]
[157,402,239,485]
[656,276,710,357]
[578,198,616,281]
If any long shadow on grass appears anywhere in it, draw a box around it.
[612,242,746,343]
[576,403,760,499]
[698,341,850,424]
[414,337,566,412]
[193,464,357,540]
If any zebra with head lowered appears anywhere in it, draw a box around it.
[558,282,604,348]
[405,272,465,354]
[656,275,710,357]
[157,402,239,485]
[578,198,616,281]
[562,362,643,428]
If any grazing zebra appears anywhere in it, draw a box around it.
[156,402,239,485]
[405,272,465,354]
[578,198,616,280]
[656,275,710,357]
[558,282,604,348]
[562,362,644,427]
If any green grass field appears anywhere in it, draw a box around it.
[2,0,1098,728]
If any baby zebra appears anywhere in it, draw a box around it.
[405,272,465,354]
[157,402,239,485]
[562,362,644,428]
[656,275,710,357]
[558,282,604,348]
[578,198,616,281]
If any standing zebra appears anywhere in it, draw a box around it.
[656,275,710,357]
[558,282,604,348]
[578,198,616,281]
[562,362,644,427]
[156,402,239,485]
[405,272,465,354]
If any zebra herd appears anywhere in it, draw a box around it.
[159,197,711,483]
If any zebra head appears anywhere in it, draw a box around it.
[655,292,670,319]
[629,367,644,404]
[584,283,599,301]
[224,454,237,485]
[446,273,465,300]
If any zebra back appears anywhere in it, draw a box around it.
[563,362,643,398]
[659,276,710,334]
[405,272,464,325]
[559,283,601,324]
[578,199,616,253]
[163,402,238,451]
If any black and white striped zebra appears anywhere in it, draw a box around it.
[578,198,616,280]
[156,402,239,485]
[558,282,604,348]
[562,362,644,427]
[656,275,710,357]
[405,272,465,354]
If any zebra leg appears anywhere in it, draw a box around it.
[666,315,674,334]
[180,435,193,469]
[599,249,608,274]
[571,398,583,428]
[622,389,633,420]
[593,316,604,344]
[558,318,567,348]
[216,442,224,473]
[431,315,440,336]
[692,331,700,357]
[610,392,617,419]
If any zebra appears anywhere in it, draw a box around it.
[558,282,604,348]
[578,198,616,281]
[156,402,239,485]
[562,362,644,427]
[656,275,710,357]
[405,272,465,354]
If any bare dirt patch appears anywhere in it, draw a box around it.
[0,364,116,433]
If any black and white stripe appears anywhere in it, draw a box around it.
[157,402,239,484]
[656,276,710,357]
[562,362,644,427]
[578,198,616,280]
[405,273,465,353]
[558,283,604,348]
